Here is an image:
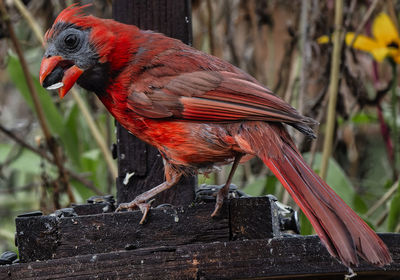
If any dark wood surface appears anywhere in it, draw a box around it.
[2,233,399,280]
[113,0,196,207]
[230,197,281,240]
[10,197,400,279]
[15,197,280,263]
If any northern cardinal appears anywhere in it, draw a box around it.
[39,5,391,267]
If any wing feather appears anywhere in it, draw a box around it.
[127,69,317,137]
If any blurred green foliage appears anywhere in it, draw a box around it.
[1,54,114,252]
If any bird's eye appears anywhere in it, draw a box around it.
[64,34,79,49]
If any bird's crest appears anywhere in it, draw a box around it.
[54,3,90,24]
[44,4,93,42]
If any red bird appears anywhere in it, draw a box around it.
[39,5,391,268]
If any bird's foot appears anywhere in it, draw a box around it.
[211,185,229,217]
[116,199,154,224]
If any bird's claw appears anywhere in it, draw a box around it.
[115,202,136,212]
[211,185,229,217]
[116,199,154,224]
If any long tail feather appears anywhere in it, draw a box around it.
[263,143,392,267]
[234,122,392,267]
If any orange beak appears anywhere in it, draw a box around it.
[39,56,84,98]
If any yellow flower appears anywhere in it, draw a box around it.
[319,13,400,64]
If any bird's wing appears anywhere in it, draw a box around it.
[127,70,317,137]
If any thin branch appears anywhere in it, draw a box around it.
[11,0,117,179]
[366,180,399,218]
[320,0,344,180]
[342,62,393,107]
[2,143,23,167]
[376,209,389,227]
[0,124,103,195]
[273,30,297,94]
[298,0,310,115]
[12,0,43,44]
[349,0,379,47]
[0,125,53,161]
[68,172,103,195]
[307,93,328,167]
[206,0,215,55]
[386,0,399,32]
[247,0,261,81]
[71,91,118,178]
[0,182,39,194]
[0,0,75,208]
[1,3,49,141]
[223,0,240,67]
[283,58,299,103]
[389,61,399,178]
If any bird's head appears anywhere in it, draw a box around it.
[40,4,132,98]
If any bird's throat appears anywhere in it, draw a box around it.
[77,62,115,96]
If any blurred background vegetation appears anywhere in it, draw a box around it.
[0,0,399,253]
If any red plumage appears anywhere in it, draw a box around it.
[39,5,392,268]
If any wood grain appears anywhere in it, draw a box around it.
[3,234,399,280]
[15,197,279,263]
[113,0,196,207]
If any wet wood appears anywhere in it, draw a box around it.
[113,0,196,207]
[15,197,279,263]
[230,197,281,240]
[14,215,58,263]
[2,234,399,280]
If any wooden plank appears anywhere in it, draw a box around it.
[16,201,227,262]
[16,197,281,262]
[51,202,229,260]
[2,234,399,280]
[15,216,58,262]
[230,197,281,240]
[113,0,196,207]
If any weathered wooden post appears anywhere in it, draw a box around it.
[113,0,196,207]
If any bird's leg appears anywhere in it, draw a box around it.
[211,153,244,217]
[116,167,181,224]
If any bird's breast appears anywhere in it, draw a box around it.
[98,91,243,167]
[116,115,239,167]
